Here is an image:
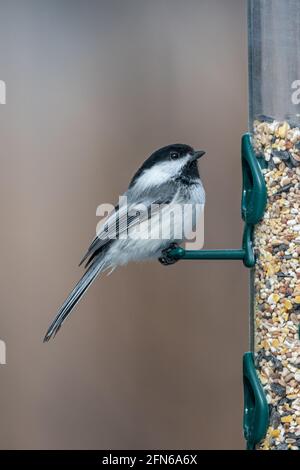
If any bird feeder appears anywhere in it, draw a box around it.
[246,0,300,451]
[170,0,300,450]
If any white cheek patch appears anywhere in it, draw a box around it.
[134,154,192,191]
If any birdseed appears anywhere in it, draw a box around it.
[252,117,300,450]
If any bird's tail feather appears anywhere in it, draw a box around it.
[43,261,106,342]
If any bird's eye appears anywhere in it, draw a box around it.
[170,151,179,160]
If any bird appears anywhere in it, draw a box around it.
[44,144,206,341]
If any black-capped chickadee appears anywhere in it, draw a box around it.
[44,144,206,341]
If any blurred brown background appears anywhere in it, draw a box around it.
[0,0,248,449]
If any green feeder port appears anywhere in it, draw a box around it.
[169,133,267,269]
[243,352,269,450]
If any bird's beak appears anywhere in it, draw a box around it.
[192,150,206,161]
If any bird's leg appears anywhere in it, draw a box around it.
[158,243,179,266]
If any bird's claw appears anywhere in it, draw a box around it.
[158,243,179,266]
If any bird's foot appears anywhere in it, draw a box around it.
[158,243,179,266]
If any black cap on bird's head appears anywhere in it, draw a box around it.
[130,143,205,187]
[146,143,205,166]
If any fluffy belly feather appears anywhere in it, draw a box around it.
[107,182,205,266]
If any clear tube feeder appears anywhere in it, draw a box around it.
[248,0,300,451]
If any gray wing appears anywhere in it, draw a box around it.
[79,185,177,268]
